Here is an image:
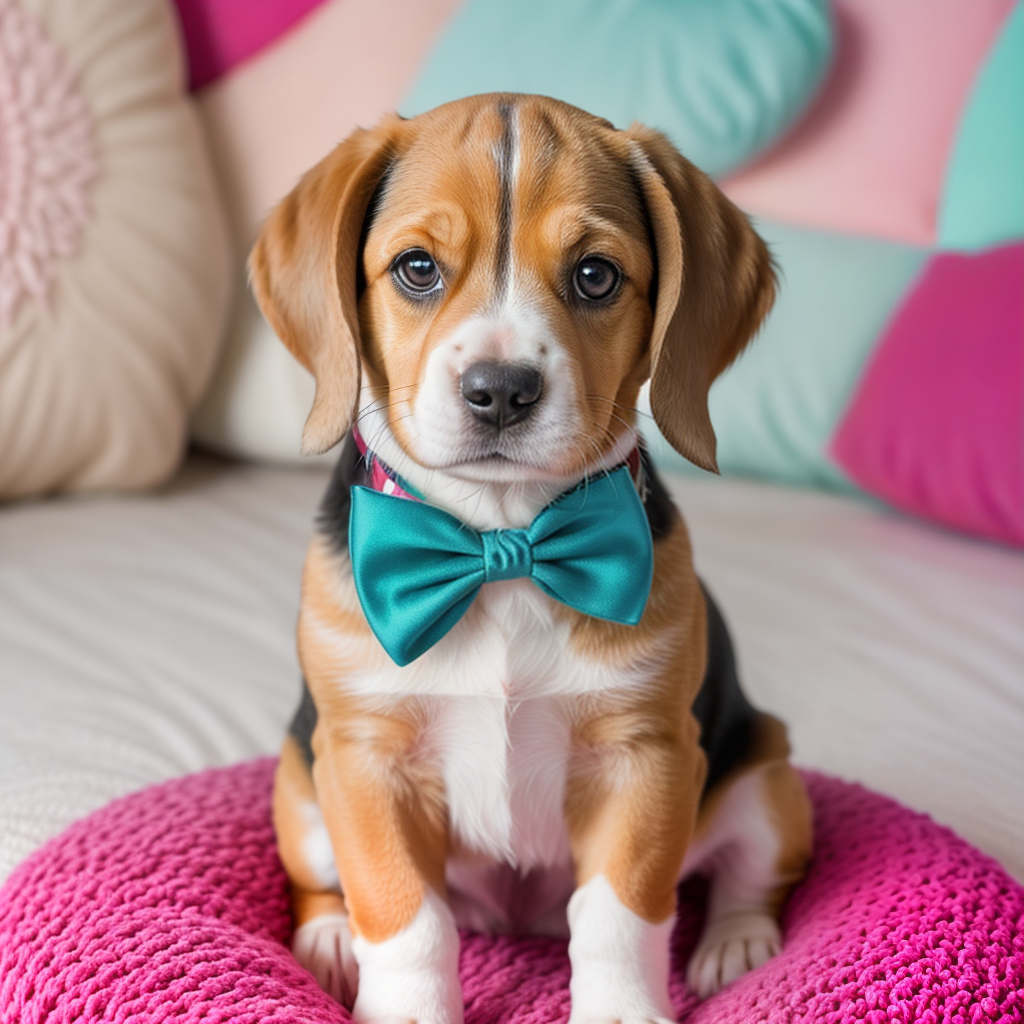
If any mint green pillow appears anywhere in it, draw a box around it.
[403,0,833,177]
[643,221,930,489]
[938,2,1024,251]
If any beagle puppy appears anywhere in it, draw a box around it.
[251,93,812,1024]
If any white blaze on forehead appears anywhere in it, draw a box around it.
[492,100,518,303]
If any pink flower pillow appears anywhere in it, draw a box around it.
[831,243,1023,547]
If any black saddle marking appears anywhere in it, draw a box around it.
[317,431,371,553]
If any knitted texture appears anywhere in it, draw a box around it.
[0,0,97,330]
[0,761,1020,1023]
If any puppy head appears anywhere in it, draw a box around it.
[250,94,775,477]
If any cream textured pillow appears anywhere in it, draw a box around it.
[0,0,231,498]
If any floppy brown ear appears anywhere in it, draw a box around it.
[627,125,776,473]
[249,117,402,455]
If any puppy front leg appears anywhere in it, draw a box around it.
[312,727,460,1024]
[566,727,703,1024]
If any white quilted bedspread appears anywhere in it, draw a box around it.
[1,456,1021,885]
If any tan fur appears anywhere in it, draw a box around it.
[252,94,808,988]
[356,97,658,478]
[691,714,813,914]
[250,117,404,455]
[308,704,447,943]
[283,541,451,943]
[625,125,777,473]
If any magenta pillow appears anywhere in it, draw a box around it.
[832,242,1024,547]
[1,759,1021,1022]
[171,0,330,90]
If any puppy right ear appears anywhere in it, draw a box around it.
[249,117,402,455]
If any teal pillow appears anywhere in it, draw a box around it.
[402,0,833,178]
[938,2,1024,251]
[643,221,930,489]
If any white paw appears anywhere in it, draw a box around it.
[292,912,359,1007]
[351,889,463,1024]
[567,876,675,1024]
[686,911,781,999]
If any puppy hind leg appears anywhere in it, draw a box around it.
[274,736,359,1007]
[686,758,812,999]
[291,887,360,1007]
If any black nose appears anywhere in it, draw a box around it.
[460,361,543,428]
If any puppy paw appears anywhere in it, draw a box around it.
[351,889,463,1024]
[292,912,359,1007]
[567,876,675,1024]
[686,911,781,999]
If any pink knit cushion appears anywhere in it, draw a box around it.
[831,243,1024,548]
[1,761,1020,1022]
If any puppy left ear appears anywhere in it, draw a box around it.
[249,117,402,455]
[626,125,776,473]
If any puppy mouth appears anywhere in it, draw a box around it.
[442,448,538,472]
[429,438,564,479]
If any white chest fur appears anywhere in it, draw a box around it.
[344,577,657,871]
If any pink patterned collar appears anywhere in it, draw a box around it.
[350,425,646,504]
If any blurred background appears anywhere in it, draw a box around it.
[1,0,1022,891]
[2,0,1020,538]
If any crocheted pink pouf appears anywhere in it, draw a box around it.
[1,761,1020,1023]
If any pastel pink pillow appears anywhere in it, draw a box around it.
[832,243,1024,547]
[721,0,1015,245]
[1,760,1021,1022]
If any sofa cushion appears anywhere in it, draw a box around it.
[0,0,231,499]
[722,0,1017,245]
[831,243,1023,547]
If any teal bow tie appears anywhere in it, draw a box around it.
[348,466,654,666]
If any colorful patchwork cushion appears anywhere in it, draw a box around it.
[0,0,231,499]
[1,760,1021,1022]
[177,0,1023,549]
[652,2,1024,545]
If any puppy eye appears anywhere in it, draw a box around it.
[573,256,621,302]
[392,249,442,296]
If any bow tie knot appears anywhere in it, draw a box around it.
[481,529,534,582]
